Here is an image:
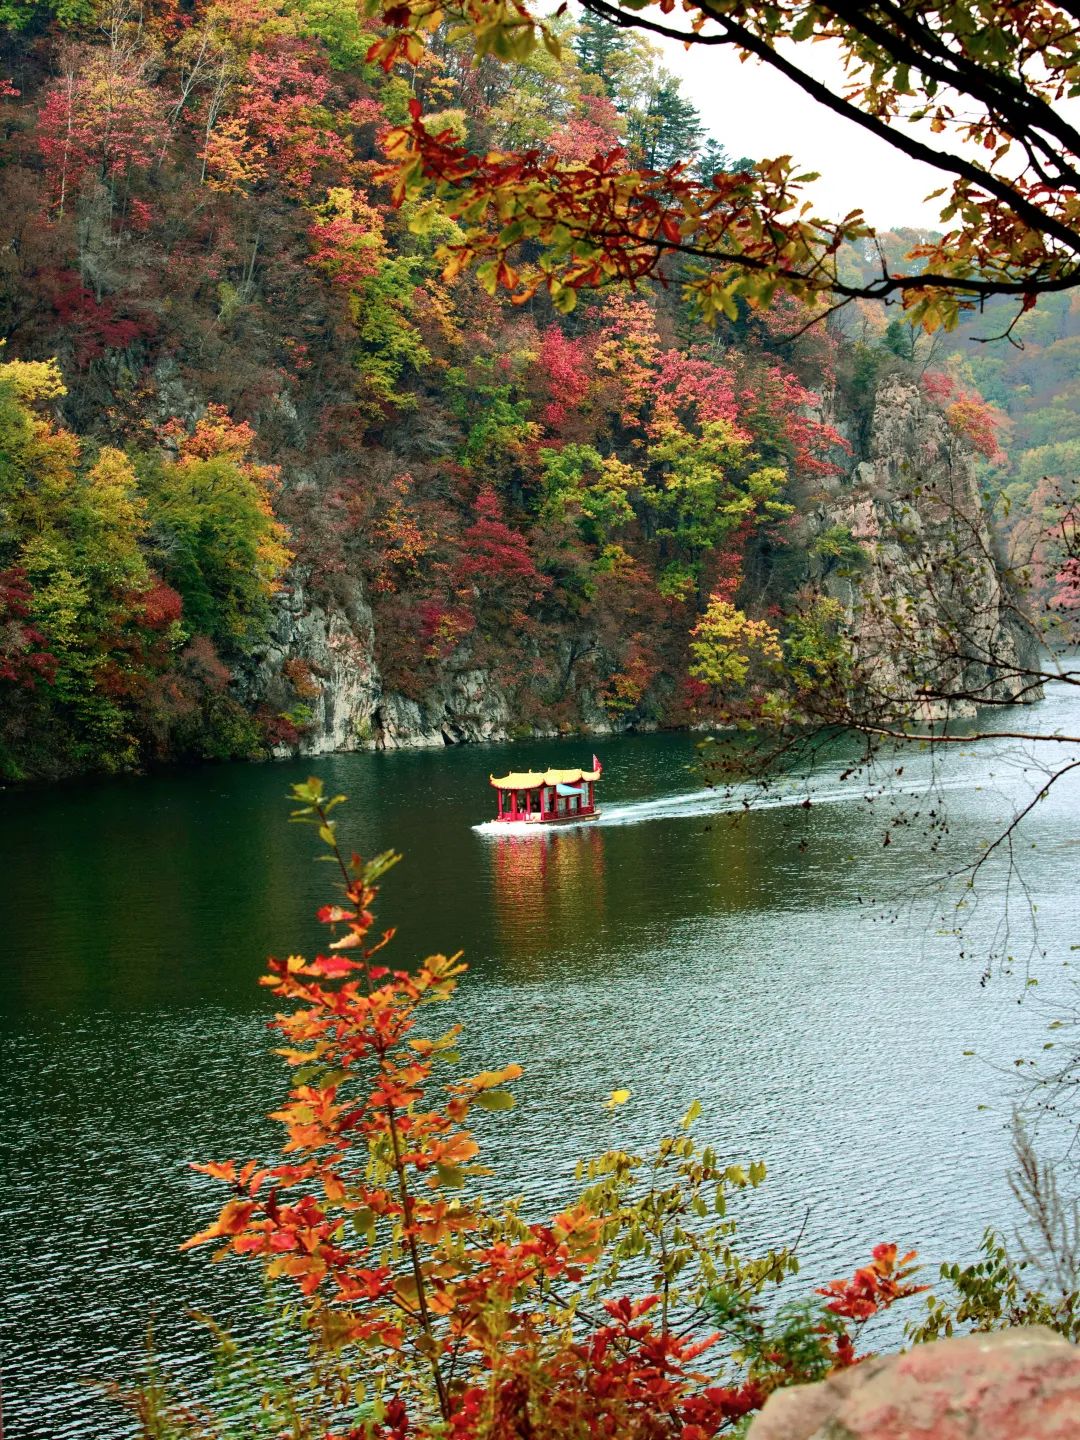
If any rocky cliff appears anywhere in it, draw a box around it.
[824,374,1038,720]
[250,372,1037,757]
[247,577,517,755]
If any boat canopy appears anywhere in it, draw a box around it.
[490,767,601,790]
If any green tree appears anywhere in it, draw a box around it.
[0,361,158,772]
[626,71,704,170]
[693,137,752,185]
[140,454,290,652]
[571,10,637,99]
[882,317,917,363]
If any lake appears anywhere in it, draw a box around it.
[3,679,1080,1438]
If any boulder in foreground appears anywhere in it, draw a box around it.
[748,1326,1080,1439]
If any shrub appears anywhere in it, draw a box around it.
[136,781,934,1438]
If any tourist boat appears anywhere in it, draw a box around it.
[489,756,602,825]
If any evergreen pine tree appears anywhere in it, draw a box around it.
[693,137,753,184]
[627,72,705,170]
[572,11,635,100]
[882,317,917,362]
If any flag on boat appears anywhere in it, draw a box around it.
[592,754,602,775]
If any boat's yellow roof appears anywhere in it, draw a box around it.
[490,767,600,789]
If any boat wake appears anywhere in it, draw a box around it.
[472,774,980,836]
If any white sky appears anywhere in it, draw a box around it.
[655,38,950,230]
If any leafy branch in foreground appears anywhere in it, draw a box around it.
[139,777,933,1438]
[368,1,1080,331]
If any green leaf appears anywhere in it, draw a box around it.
[291,777,324,804]
[364,850,401,883]
[497,220,525,248]
[352,1207,376,1241]
[792,11,816,40]
[474,1089,515,1111]
[551,283,578,315]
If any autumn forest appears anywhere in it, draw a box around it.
[5,0,1062,781]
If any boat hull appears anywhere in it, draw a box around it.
[494,809,601,827]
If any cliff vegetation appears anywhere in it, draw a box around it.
[0,3,1033,779]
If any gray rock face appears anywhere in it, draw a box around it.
[247,581,380,756]
[800,376,1038,720]
[372,670,513,750]
[150,357,206,438]
[245,583,516,755]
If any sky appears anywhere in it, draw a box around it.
[654,37,951,231]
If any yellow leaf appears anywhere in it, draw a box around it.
[605,1088,632,1109]
[680,1098,702,1130]
[275,1046,323,1066]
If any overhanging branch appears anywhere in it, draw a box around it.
[581,0,1080,258]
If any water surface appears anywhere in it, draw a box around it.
[3,686,1080,1437]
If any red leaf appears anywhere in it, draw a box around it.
[308,954,362,976]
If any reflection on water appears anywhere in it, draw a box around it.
[3,689,1080,1437]
[491,828,607,970]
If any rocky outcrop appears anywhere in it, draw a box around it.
[748,1326,1080,1440]
[797,375,1039,720]
[372,670,513,749]
[245,583,518,755]
[245,581,380,756]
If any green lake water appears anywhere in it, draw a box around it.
[3,683,1080,1437]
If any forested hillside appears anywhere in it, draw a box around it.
[0,1,1023,779]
